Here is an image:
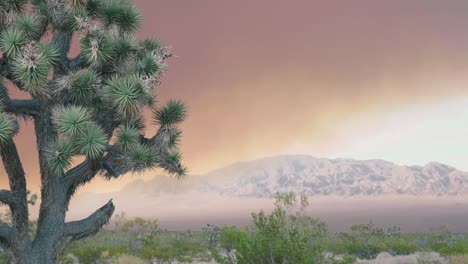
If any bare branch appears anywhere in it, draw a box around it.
[52,30,73,74]
[0,221,14,247]
[4,99,40,116]
[63,160,100,199]
[69,54,82,71]
[0,139,29,238]
[64,200,115,241]
[0,190,15,206]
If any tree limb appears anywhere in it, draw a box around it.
[69,54,82,71]
[0,139,29,239]
[0,190,15,207]
[0,59,25,91]
[0,221,14,247]
[63,159,100,199]
[52,30,73,75]
[4,99,40,116]
[64,200,115,241]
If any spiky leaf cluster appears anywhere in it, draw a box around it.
[11,52,50,92]
[85,0,103,17]
[39,43,60,66]
[153,100,187,126]
[67,69,99,104]
[14,15,41,40]
[129,143,157,168]
[81,31,114,64]
[0,0,27,13]
[52,106,108,159]
[101,0,141,33]
[104,75,151,117]
[0,113,18,144]
[74,123,107,159]
[1,26,58,94]
[0,27,25,57]
[52,106,93,137]
[158,151,186,177]
[44,138,74,174]
[114,125,139,151]
[64,7,89,32]
[113,36,135,61]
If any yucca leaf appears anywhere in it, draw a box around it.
[81,31,114,64]
[101,0,141,33]
[130,143,156,167]
[153,100,187,126]
[86,0,103,17]
[113,36,135,61]
[39,42,60,66]
[136,52,158,76]
[100,0,121,24]
[45,138,75,175]
[140,38,161,53]
[158,151,186,177]
[0,27,25,57]
[116,4,141,32]
[115,125,139,151]
[32,1,50,28]
[104,75,146,116]
[52,106,93,137]
[4,0,27,12]
[64,7,88,31]
[68,69,98,104]
[74,122,107,159]
[0,114,18,144]
[168,127,182,149]
[14,15,41,40]
[12,53,50,90]
[122,115,145,131]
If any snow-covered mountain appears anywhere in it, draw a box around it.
[196,155,468,197]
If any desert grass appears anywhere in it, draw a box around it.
[448,254,468,264]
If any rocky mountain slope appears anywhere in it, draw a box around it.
[196,155,468,197]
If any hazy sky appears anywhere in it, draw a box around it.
[4,0,468,192]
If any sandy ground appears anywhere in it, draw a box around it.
[66,192,468,233]
[356,252,447,264]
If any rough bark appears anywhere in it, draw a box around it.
[4,99,40,116]
[64,200,115,241]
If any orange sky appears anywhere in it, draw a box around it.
[3,0,468,192]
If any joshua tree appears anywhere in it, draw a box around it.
[0,0,187,262]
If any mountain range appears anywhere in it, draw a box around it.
[67,155,468,231]
[121,155,468,197]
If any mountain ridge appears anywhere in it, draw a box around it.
[197,155,467,197]
[112,155,467,198]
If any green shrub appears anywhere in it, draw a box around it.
[216,192,328,264]
[69,243,104,264]
[381,237,418,255]
[439,240,468,255]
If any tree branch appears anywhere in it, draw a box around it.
[52,30,73,75]
[4,99,40,116]
[63,160,100,199]
[0,139,29,238]
[69,54,82,71]
[0,221,14,247]
[0,190,15,207]
[64,200,115,241]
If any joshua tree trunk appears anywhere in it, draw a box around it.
[0,0,187,262]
